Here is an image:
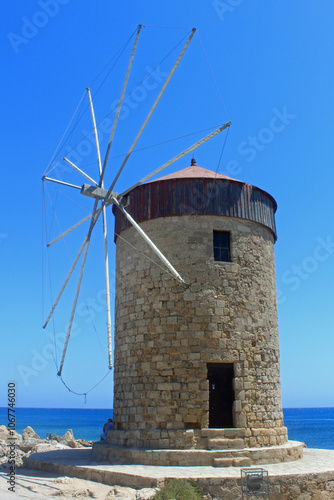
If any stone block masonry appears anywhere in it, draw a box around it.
[24,447,334,499]
[111,214,288,451]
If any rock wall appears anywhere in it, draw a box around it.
[0,425,91,469]
[112,214,287,448]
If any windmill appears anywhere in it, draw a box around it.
[42,25,230,386]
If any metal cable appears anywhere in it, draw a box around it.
[44,90,86,177]
[59,369,112,402]
[42,184,59,368]
[204,126,231,214]
[56,30,192,166]
[78,124,223,168]
[144,24,193,29]
[43,184,109,367]
[196,31,230,121]
[44,29,136,176]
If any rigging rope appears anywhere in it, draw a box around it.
[190,30,232,212]
[42,25,230,400]
[196,31,230,122]
[44,29,136,177]
[79,124,224,168]
[44,90,86,177]
[42,183,59,368]
[43,183,110,360]
[63,37,132,152]
[45,27,228,183]
[143,25,193,29]
[59,369,112,403]
[113,227,187,285]
[56,29,192,167]
[45,174,184,285]
[89,26,139,88]
[204,126,231,215]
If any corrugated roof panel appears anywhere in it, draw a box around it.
[113,174,277,242]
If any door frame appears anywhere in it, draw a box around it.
[207,362,235,428]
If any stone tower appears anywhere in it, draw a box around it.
[93,161,303,466]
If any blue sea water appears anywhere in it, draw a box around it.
[0,407,113,442]
[283,407,334,450]
[1,407,334,448]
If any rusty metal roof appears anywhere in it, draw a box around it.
[113,162,278,241]
[152,164,240,183]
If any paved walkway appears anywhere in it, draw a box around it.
[0,467,126,500]
[24,446,334,486]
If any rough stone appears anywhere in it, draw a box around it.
[22,426,40,440]
[105,486,156,499]
[34,442,71,453]
[20,438,44,453]
[97,171,291,466]
[0,425,22,445]
[105,215,289,459]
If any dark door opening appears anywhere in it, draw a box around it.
[207,363,235,428]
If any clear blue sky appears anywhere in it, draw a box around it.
[1,1,333,410]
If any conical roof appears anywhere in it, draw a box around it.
[114,158,277,241]
[153,159,239,183]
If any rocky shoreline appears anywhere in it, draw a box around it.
[0,425,160,498]
[0,424,92,469]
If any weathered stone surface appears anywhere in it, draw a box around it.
[76,438,93,447]
[207,438,244,449]
[110,214,287,452]
[34,442,71,453]
[60,429,77,448]
[20,438,43,453]
[93,440,304,467]
[23,445,334,500]
[51,429,79,448]
[105,486,156,499]
[92,169,295,467]
[0,425,22,445]
[0,427,92,471]
[22,426,40,441]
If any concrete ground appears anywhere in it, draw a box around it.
[0,465,157,500]
[15,446,334,499]
[23,446,334,480]
[0,467,113,500]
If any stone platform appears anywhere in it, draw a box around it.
[93,440,304,467]
[24,446,334,499]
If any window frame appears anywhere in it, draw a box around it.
[213,230,231,262]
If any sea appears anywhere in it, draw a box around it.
[0,407,112,442]
[1,407,334,448]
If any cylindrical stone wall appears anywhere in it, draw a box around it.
[112,210,288,448]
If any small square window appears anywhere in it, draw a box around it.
[213,230,231,262]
